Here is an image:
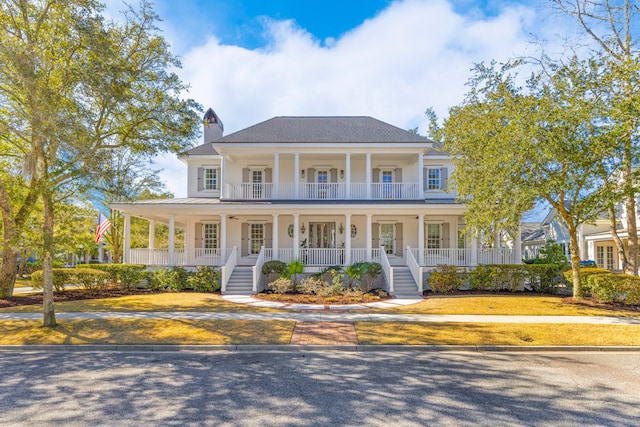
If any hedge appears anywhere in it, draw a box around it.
[588,274,640,305]
[562,268,612,295]
[31,268,110,292]
[76,264,146,290]
[426,264,565,294]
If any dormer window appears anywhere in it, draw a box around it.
[204,168,219,190]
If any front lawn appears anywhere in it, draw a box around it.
[365,295,640,317]
[0,319,294,345]
[356,322,640,346]
[0,292,284,313]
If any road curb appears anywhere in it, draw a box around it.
[1,344,639,352]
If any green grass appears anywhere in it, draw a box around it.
[0,319,294,345]
[365,295,640,317]
[356,321,640,346]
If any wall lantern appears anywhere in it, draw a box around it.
[339,223,344,234]
[301,169,305,178]
[301,224,306,234]
[340,169,344,179]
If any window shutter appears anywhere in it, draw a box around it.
[214,167,221,190]
[195,222,203,249]
[265,168,272,183]
[307,168,315,183]
[197,167,204,191]
[265,223,273,248]
[241,223,249,257]
[395,223,403,256]
[242,168,250,183]
[423,168,428,190]
[440,167,448,189]
[394,168,402,183]
[442,223,450,248]
[372,223,379,247]
[330,168,338,183]
[372,168,380,183]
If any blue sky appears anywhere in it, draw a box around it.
[105,0,572,221]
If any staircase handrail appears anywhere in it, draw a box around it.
[379,247,394,293]
[252,246,266,293]
[221,246,237,293]
[406,246,423,293]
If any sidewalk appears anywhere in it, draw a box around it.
[2,311,639,324]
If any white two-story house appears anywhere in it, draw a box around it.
[112,109,520,295]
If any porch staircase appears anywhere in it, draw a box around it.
[391,267,421,298]
[223,267,253,295]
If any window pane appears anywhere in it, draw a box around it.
[426,224,440,249]
[250,224,263,254]
[204,168,218,190]
[427,169,440,190]
[203,223,218,249]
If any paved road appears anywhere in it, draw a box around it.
[1,350,638,426]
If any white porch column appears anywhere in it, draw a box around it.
[293,213,300,259]
[471,229,478,266]
[345,152,351,198]
[220,154,226,199]
[148,220,155,249]
[418,152,424,196]
[366,213,373,261]
[418,213,425,263]
[123,213,131,264]
[220,213,227,261]
[451,220,458,265]
[272,213,279,259]
[344,213,352,265]
[514,223,522,264]
[294,153,300,198]
[273,152,280,199]
[365,152,372,199]
[168,214,175,266]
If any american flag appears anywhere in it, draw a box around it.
[95,212,112,243]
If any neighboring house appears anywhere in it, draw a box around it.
[112,109,520,295]
[522,209,609,265]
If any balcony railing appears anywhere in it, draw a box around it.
[224,182,424,200]
[408,248,517,267]
[130,248,232,266]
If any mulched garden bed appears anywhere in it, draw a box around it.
[562,297,640,313]
[254,290,392,305]
[0,288,159,308]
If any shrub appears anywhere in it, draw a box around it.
[31,269,77,292]
[562,267,612,296]
[524,264,565,294]
[588,274,640,305]
[186,266,221,292]
[344,263,366,290]
[284,259,305,288]
[429,265,465,293]
[298,276,329,295]
[149,267,189,292]
[362,262,382,291]
[469,265,526,291]
[262,260,287,283]
[74,269,110,292]
[76,264,146,289]
[268,277,294,294]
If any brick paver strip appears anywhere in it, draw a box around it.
[290,321,358,345]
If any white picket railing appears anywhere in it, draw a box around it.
[380,247,393,293]
[130,248,231,266]
[252,246,266,292]
[220,246,237,293]
[222,182,423,200]
[408,248,517,267]
[406,246,423,292]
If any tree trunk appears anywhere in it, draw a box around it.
[42,191,56,327]
[609,204,628,271]
[624,193,638,275]
[568,222,583,298]
[0,250,18,298]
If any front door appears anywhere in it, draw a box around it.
[380,223,395,254]
[309,222,336,248]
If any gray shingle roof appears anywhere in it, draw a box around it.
[181,144,219,156]
[212,116,432,144]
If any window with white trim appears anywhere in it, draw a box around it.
[426,224,441,249]
[426,168,440,190]
[250,223,264,255]
[203,223,218,249]
[204,168,218,190]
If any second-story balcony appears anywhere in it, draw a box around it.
[223,182,423,200]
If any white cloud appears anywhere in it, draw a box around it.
[158,0,564,196]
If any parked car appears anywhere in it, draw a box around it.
[579,260,597,268]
